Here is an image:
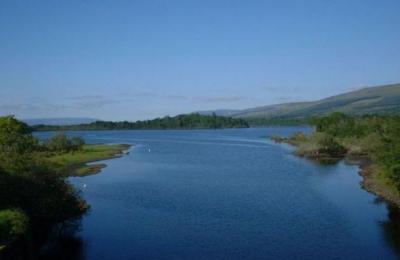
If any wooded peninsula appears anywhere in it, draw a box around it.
[272,112,400,205]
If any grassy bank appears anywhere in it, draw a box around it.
[44,144,131,176]
[271,113,400,206]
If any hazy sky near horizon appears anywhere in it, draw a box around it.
[1,0,400,120]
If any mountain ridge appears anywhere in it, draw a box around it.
[198,83,400,119]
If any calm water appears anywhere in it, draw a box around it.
[35,128,400,259]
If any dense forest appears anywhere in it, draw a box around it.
[31,113,249,131]
[0,116,88,259]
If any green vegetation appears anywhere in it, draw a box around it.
[272,131,347,163]
[0,116,128,257]
[45,144,130,176]
[0,116,88,256]
[0,209,28,248]
[41,132,129,176]
[45,133,85,152]
[273,112,400,204]
[31,113,249,131]
[245,117,307,126]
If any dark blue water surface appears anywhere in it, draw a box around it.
[35,128,400,259]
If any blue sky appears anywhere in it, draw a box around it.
[1,0,399,120]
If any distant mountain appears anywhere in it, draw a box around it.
[202,83,400,119]
[23,117,99,126]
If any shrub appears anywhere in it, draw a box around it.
[71,137,85,151]
[315,133,347,156]
[46,133,72,152]
[0,209,28,245]
[0,116,39,175]
[46,134,86,152]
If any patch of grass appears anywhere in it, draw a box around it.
[43,144,130,176]
[376,171,400,198]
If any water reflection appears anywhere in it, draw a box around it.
[39,234,85,260]
[39,221,86,260]
[380,203,400,257]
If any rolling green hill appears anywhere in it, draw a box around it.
[206,83,400,120]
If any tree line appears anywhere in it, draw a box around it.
[31,113,249,131]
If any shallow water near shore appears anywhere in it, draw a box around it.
[35,127,400,259]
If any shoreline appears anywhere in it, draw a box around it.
[46,144,132,177]
[359,163,400,206]
[271,136,400,207]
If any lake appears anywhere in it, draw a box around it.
[35,127,400,259]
